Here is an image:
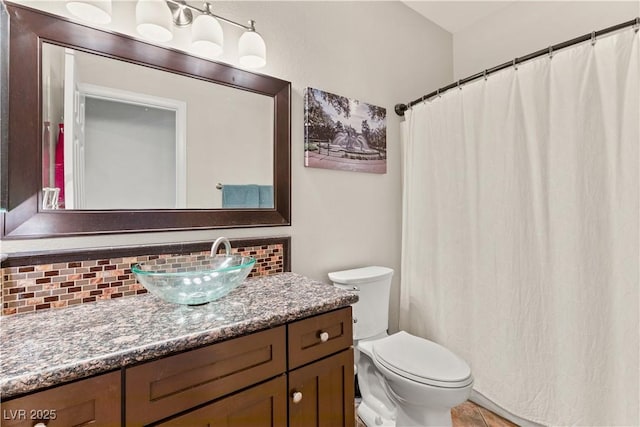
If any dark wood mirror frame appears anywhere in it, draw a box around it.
[2,3,291,239]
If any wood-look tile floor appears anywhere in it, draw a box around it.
[451,401,518,427]
[356,400,519,427]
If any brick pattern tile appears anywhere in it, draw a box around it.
[1,244,284,317]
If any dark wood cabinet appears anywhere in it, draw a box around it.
[0,371,120,427]
[155,376,287,427]
[287,307,355,427]
[126,326,286,426]
[289,349,355,427]
[1,307,354,427]
[288,306,353,369]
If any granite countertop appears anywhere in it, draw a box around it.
[0,272,358,399]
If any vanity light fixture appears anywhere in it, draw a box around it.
[65,0,112,25]
[190,3,224,59]
[136,0,174,42]
[238,20,267,69]
[137,0,267,68]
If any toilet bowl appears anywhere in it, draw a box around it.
[329,266,473,427]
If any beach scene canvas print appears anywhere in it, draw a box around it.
[304,87,386,174]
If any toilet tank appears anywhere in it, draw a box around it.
[329,266,394,340]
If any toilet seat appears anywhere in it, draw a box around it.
[372,331,473,388]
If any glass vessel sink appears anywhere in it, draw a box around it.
[132,254,256,305]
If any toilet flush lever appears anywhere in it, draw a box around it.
[319,331,329,342]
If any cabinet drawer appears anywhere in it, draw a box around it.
[0,371,121,427]
[126,326,286,426]
[155,375,287,427]
[288,307,352,369]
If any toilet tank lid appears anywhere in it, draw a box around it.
[328,266,393,285]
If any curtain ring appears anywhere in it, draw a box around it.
[512,58,518,70]
[436,88,441,98]
[483,70,488,81]
[548,46,554,59]
[634,17,639,33]
[458,80,462,90]
[591,31,597,46]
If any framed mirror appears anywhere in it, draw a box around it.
[2,3,291,238]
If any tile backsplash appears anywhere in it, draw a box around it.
[1,237,289,316]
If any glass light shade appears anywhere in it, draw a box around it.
[238,30,266,68]
[136,0,173,43]
[66,0,112,24]
[191,14,224,59]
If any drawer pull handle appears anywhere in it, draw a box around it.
[319,331,329,342]
[292,391,303,403]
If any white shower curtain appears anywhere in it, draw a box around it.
[400,29,639,426]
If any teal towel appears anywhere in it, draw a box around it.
[258,185,274,208]
[222,185,260,208]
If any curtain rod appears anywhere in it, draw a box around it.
[394,17,640,117]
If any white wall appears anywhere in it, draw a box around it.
[83,98,177,209]
[454,1,639,80]
[72,47,273,209]
[4,1,453,332]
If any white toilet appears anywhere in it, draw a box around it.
[329,266,473,427]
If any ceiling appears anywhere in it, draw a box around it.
[402,1,518,33]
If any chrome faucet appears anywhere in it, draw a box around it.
[210,237,231,257]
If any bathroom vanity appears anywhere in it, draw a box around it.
[0,273,357,426]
